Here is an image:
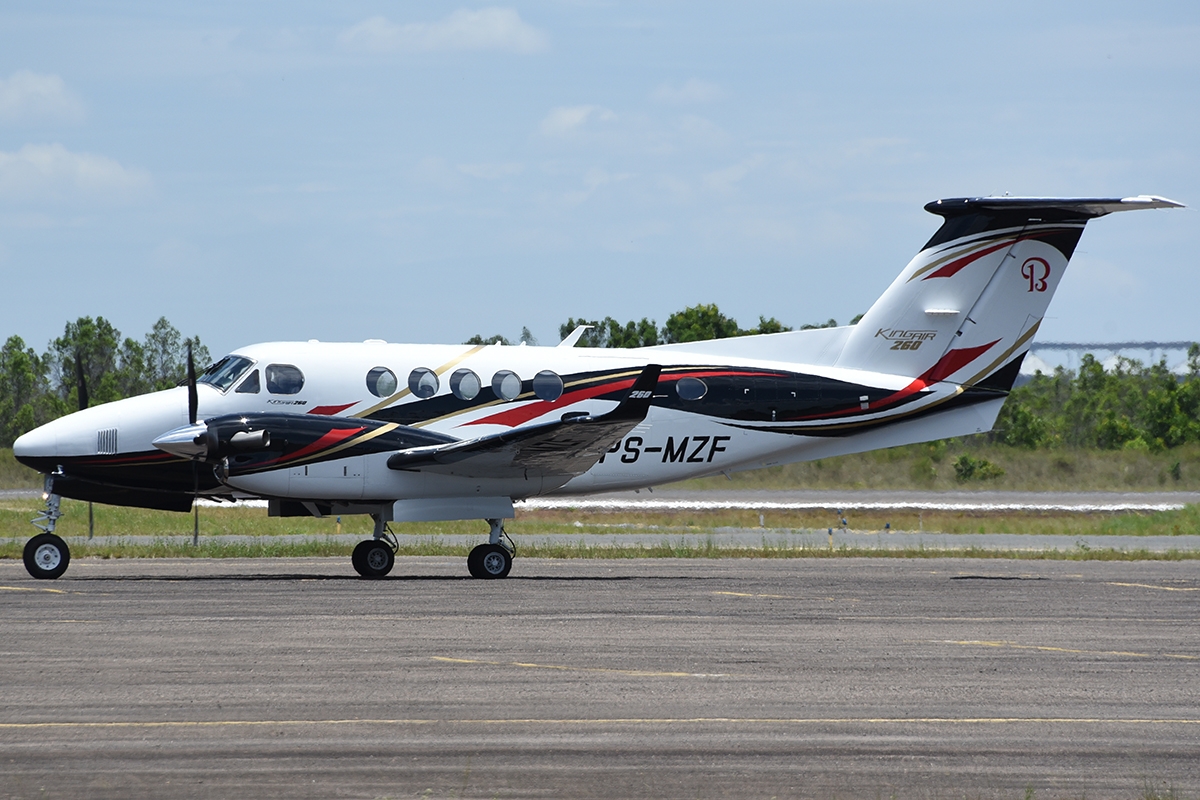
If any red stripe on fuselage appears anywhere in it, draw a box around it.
[270,426,366,466]
[308,402,357,416]
[787,340,1001,421]
[880,339,1001,406]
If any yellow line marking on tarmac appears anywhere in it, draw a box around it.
[0,585,66,594]
[713,591,793,599]
[5,716,1200,731]
[432,656,729,678]
[1108,582,1200,592]
[947,640,1199,661]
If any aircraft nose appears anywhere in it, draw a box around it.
[13,424,57,460]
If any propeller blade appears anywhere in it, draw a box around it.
[186,341,198,426]
[74,351,89,411]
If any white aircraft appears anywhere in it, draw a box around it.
[14,196,1182,580]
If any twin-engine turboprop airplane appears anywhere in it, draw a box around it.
[14,196,1182,580]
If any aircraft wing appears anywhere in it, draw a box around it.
[386,365,661,479]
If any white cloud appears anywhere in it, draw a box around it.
[0,143,152,204]
[703,157,763,193]
[339,8,547,54]
[539,105,616,136]
[652,79,724,105]
[0,71,85,124]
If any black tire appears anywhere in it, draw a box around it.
[353,540,394,578]
[467,543,511,580]
[351,540,373,576]
[24,533,70,580]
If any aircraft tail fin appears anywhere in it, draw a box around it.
[833,196,1182,389]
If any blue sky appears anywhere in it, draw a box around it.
[1,2,1196,360]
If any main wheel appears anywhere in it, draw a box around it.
[467,543,512,580]
[24,533,70,580]
[352,540,394,578]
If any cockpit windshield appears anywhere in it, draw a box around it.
[197,355,255,392]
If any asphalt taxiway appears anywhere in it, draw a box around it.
[2,557,1199,799]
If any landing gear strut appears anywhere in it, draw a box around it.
[24,490,69,580]
[352,512,396,578]
[467,518,514,579]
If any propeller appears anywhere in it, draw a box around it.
[186,341,198,426]
[186,340,200,545]
[74,351,89,411]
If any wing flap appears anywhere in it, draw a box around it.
[386,365,661,479]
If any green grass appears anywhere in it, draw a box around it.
[4,498,1200,541]
[0,447,41,489]
[3,497,1200,562]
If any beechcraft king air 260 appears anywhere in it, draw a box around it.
[14,196,1183,580]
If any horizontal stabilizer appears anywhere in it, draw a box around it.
[386,364,662,478]
[926,195,1184,219]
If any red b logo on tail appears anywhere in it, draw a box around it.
[1020,257,1050,292]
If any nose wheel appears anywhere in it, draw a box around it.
[24,533,71,580]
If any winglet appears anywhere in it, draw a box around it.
[602,364,661,422]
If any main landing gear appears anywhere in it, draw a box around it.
[467,518,514,580]
[352,512,397,578]
[24,491,69,580]
[350,515,515,579]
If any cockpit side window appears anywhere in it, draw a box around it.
[266,364,305,395]
[198,355,254,393]
[235,370,260,394]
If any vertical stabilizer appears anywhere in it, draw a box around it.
[834,196,1182,390]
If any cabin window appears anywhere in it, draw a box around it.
[532,370,563,402]
[235,370,260,394]
[266,364,305,395]
[676,377,707,401]
[492,370,522,401]
[408,367,439,399]
[198,355,254,392]
[450,368,481,400]
[366,367,397,398]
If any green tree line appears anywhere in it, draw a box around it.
[993,348,1200,452]
[0,317,209,447]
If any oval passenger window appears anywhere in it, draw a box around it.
[492,370,522,401]
[366,367,398,398]
[408,368,439,399]
[532,370,563,402]
[450,368,481,400]
[676,377,707,401]
[266,364,305,395]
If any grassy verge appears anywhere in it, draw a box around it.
[4,499,1200,541]
[3,498,1200,562]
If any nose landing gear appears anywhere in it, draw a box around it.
[24,532,70,580]
[24,490,69,580]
